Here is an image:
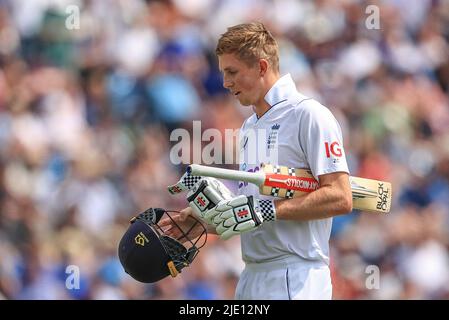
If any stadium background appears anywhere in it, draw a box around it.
[0,0,449,299]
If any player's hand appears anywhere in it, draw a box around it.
[186,178,234,225]
[211,196,276,240]
[159,207,206,242]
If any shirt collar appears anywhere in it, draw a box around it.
[264,73,296,107]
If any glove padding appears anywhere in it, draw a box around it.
[186,178,234,224]
[212,196,276,240]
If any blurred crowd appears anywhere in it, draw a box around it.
[0,0,449,300]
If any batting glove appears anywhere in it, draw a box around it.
[186,178,234,225]
[211,195,276,240]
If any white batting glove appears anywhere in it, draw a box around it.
[211,196,276,240]
[186,178,234,225]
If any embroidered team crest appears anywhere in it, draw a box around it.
[267,124,280,150]
[134,232,149,246]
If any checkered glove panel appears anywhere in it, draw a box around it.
[182,174,203,190]
[167,171,203,194]
[259,199,276,222]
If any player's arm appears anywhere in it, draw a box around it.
[208,171,352,241]
[273,171,352,221]
[274,100,352,220]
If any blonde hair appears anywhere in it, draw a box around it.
[216,22,279,72]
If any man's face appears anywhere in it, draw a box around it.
[218,53,262,106]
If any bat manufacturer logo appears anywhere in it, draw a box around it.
[266,175,319,192]
[285,178,319,191]
[376,183,389,211]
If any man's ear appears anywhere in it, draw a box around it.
[259,59,269,76]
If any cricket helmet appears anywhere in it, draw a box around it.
[118,207,207,283]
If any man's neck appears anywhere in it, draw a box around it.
[253,101,272,119]
[253,72,280,118]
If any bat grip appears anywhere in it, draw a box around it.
[187,164,265,186]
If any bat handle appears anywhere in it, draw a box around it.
[187,164,265,186]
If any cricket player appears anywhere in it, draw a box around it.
[162,22,353,300]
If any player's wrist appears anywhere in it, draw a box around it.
[255,198,276,222]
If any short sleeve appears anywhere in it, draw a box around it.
[297,101,349,179]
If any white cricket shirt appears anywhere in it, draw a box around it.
[238,73,349,265]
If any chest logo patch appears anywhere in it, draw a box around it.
[267,124,280,150]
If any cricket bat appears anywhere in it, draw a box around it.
[184,164,392,214]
